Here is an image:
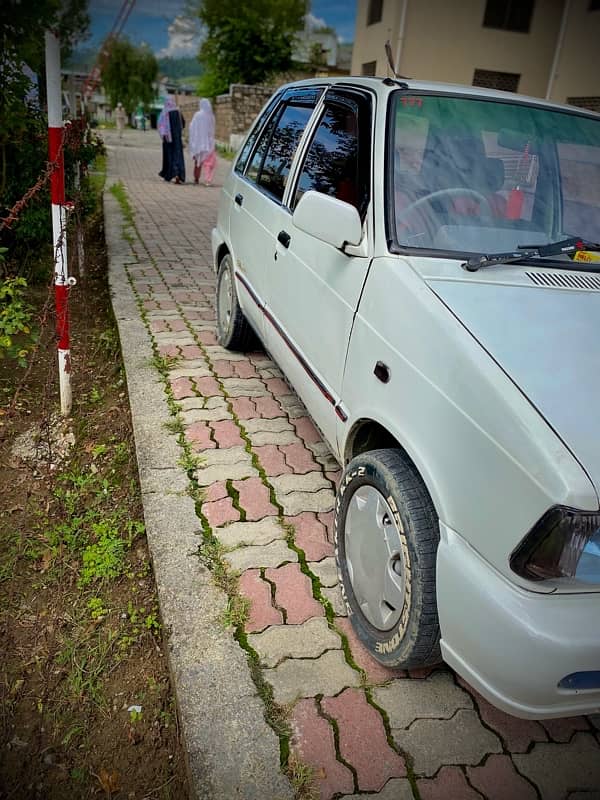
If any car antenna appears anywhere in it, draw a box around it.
[383,40,409,89]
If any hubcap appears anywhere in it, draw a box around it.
[345,485,406,631]
[218,262,233,336]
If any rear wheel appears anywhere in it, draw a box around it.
[215,253,255,351]
[335,448,441,669]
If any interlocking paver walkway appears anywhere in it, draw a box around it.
[104,128,600,799]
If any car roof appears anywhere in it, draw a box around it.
[279,76,600,119]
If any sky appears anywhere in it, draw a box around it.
[87,0,357,60]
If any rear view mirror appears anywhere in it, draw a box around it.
[292,191,363,250]
[497,129,539,153]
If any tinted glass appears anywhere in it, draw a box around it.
[257,104,313,202]
[235,93,281,174]
[294,103,365,212]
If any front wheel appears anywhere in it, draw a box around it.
[335,448,441,669]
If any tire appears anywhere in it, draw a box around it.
[335,448,441,669]
[215,253,256,351]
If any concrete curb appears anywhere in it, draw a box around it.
[103,185,293,800]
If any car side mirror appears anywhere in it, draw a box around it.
[292,190,363,250]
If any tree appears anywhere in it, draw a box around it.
[101,39,158,116]
[196,0,308,96]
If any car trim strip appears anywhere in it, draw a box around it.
[234,269,345,417]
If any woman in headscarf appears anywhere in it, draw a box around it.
[188,98,216,186]
[158,96,186,184]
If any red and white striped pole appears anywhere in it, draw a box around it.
[45,30,72,416]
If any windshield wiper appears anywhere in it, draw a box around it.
[462,237,600,272]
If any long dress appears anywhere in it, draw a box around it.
[159,109,185,183]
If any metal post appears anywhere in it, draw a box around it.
[45,30,72,416]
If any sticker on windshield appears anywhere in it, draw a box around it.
[574,251,600,263]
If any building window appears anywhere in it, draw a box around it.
[567,96,600,113]
[473,69,520,92]
[362,61,377,76]
[367,0,383,25]
[483,0,535,32]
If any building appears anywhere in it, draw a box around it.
[351,0,599,110]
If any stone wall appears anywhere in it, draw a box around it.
[215,84,276,150]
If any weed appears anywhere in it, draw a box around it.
[287,755,318,800]
[87,596,108,621]
[221,594,250,629]
[150,352,180,373]
[129,707,143,723]
[80,520,127,586]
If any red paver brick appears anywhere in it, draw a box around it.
[234,361,260,379]
[288,512,334,561]
[186,421,215,450]
[233,477,278,521]
[265,563,324,623]
[290,698,354,800]
[255,445,292,477]
[239,569,283,633]
[211,419,244,448]
[254,396,284,418]
[155,300,176,310]
[265,377,292,397]
[542,716,590,742]
[471,689,547,752]
[180,344,205,359]
[419,767,481,800]
[321,688,406,791]
[143,300,158,310]
[281,442,318,474]
[150,319,169,332]
[230,397,257,419]
[293,416,321,444]
[169,319,188,331]
[158,343,180,357]
[318,511,334,542]
[205,482,228,502]
[468,755,537,800]
[334,617,406,684]
[194,376,220,397]
[202,497,239,527]
[171,376,195,399]
[326,470,342,487]
[196,329,218,345]
[212,359,235,378]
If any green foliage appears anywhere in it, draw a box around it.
[0,276,35,366]
[80,520,127,585]
[101,38,159,115]
[157,55,204,81]
[197,0,308,96]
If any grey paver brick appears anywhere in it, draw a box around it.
[271,472,333,495]
[395,709,502,776]
[225,540,298,572]
[155,331,195,343]
[278,489,336,515]
[244,418,294,434]
[309,557,339,588]
[264,649,361,704]
[221,378,269,397]
[278,394,308,418]
[248,617,342,667]
[216,518,286,549]
[169,367,213,380]
[340,779,415,800]
[374,672,473,730]
[307,440,339,469]
[194,447,257,485]
[182,407,232,423]
[513,733,600,800]
[322,585,347,616]
[248,429,300,447]
[205,346,250,362]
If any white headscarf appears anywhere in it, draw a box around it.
[189,98,215,160]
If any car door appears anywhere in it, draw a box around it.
[227,88,323,340]
[263,87,374,452]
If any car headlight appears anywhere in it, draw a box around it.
[510,507,600,584]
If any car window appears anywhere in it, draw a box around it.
[252,104,314,202]
[558,142,600,242]
[234,93,282,175]
[293,92,371,217]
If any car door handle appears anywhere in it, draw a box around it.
[277,230,291,248]
[234,193,243,206]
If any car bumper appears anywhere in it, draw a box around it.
[437,523,600,719]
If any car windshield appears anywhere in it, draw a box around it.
[389,93,600,261]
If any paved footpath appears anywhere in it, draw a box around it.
[102,128,600,800]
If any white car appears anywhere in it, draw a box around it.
[211,77,600,719]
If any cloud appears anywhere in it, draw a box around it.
[156,14,202,58]
[305,12,329,31]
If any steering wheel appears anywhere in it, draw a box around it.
[395,187,495,233]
